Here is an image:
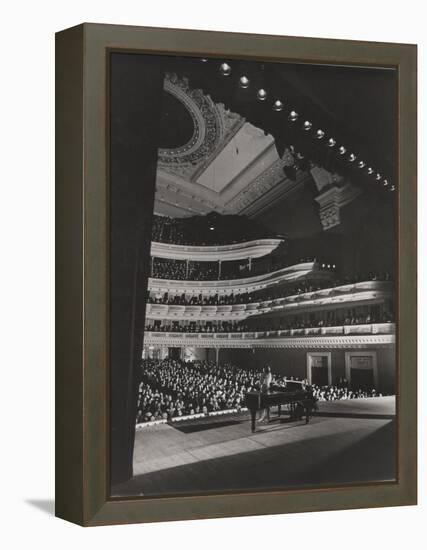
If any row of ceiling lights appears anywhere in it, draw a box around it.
[215,61,394,192]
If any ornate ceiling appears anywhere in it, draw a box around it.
[154,73,310,218]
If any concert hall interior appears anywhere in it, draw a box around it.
[109,53,397,496]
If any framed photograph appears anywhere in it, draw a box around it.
[55,23,417,526]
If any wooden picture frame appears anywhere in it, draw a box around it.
[55,23,417,526]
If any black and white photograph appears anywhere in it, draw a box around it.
[109,52,398,498]
[2,0,422,541]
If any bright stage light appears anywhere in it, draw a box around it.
[239,76,249,88]
[219,62,231,76]
[257,88,267,101]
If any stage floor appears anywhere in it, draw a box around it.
[113,396,396,497]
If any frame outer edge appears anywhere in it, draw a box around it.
[55,24,85,526]
[396,44,417,505]
[82,23,110,525]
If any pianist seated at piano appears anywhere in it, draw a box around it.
[245,370,317,432]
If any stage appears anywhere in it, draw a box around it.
[113,396,396,497]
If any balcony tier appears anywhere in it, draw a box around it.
[150,238,283,262]
[147,261,332,294]
[146,281,393,321]
[143,323,395,349]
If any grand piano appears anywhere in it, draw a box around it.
[244,381,317,432]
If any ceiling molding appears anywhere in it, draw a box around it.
[315,182,363,231]
[157,73,244,181]
[190,107,246,182]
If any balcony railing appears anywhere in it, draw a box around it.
[150,238,283,262]
[143,323,395,347]
[146,280,394,321]
[147,261,329,294]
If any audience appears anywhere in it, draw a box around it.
[145,321,250,333]
[136,359,260,422]
[136,359,384,423]
[311,384,381,401]
[147,274,392,307]
[150,256,296,281]
[151,214,274,246]
[145,308,393,335]
[151,257,187,280]
[150,254,390,284]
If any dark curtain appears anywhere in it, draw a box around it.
[110,53,165,487]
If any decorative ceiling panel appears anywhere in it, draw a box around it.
[157,73,244,181]
[154,73,309,218]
